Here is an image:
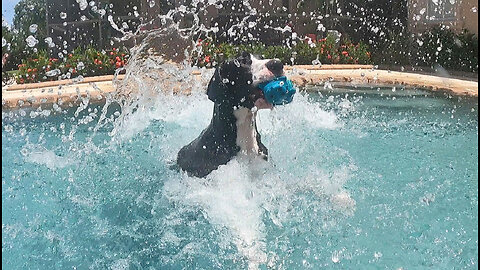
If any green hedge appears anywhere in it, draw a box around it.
[372,27,478,73]
[15,46,129,84]
[419,27,478,73]
[192,34,372,67]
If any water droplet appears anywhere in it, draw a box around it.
[74,75,84,83]
[420,8,426,15]
[25,35,38,47]
[60,12,67,19]
[46,69,61,77]
[77,62,85,70]
[148,0,155,8]
[331,251,340,263]
[2,37,6,47]
[44,37,56,48]
[29,24,38,34]
[76,0,88,10]
[312,59,322,66]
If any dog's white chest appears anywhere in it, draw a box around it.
[234,107,259,155]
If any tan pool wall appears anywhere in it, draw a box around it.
[3,66,477,109]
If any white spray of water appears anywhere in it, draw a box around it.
[11,2,358,267]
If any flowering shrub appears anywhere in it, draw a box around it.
[193,34,372,67]
[16,47,129,84]
[16,50,61,84]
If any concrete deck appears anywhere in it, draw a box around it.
[2,65,477,109]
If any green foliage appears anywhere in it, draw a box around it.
[372,27,478,73]
[418,27,478,73]
[370,29,412,66]
[15,47,129,84]
[292,42,319,65]
[14,0,47,38]
[193,34,372,67]
[2,0,47,71]
[16,50,60,84]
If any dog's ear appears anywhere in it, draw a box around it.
[207,66,227,103]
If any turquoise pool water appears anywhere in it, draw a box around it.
[2,86,478,269]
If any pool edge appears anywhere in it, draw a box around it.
[2,66,478,109]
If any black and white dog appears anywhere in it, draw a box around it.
[177,52,285,178]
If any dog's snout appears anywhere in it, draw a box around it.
[266,60,284,75]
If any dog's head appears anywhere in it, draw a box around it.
[207,52,285,110]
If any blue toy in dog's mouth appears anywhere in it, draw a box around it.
[257,76,296,106]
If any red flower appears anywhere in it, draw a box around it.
[327,55,332,59]
[342,51,349,56]
[110,52,114,55]
[27,68,32,73]
[115,61,122,68]
[205,56,211,63]
[33,68,38,72]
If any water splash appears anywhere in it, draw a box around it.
[2,2,360,268]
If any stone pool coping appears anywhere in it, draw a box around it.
[2,65,477,109]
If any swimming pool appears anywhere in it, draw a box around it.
[2,85,478,269]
